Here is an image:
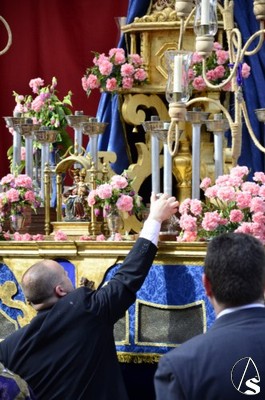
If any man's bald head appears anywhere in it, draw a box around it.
[22,260,74,309]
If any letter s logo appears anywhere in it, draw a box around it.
[231,357,260,396]
[244,377,260,395]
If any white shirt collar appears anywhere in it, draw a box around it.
[217,303,265,319]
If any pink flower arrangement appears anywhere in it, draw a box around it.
[189,42,251,91]
[0,173,41,227]
[82,48,147,95]
[177,166,265,244]
[87,171,144,218]
[12,77,73,156]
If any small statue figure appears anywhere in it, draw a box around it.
[63,168,90,221]
[73,168,90,220]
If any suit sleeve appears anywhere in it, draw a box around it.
[154,355,186,400]
[85,237,157,323]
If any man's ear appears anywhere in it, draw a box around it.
[202,273,213,298]
[55,285,68,297]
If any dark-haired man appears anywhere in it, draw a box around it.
[155,232,265,399]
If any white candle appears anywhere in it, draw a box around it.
[192,124,202,199]
[173,55,182,93]
[151,135,160,194]
[201,0,210,25]
[163,143,172,196]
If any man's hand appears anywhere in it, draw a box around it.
[148,193,179,223]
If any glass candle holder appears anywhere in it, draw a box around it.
[164,50,193,104]
[194,0,218,37]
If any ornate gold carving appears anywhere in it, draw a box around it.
[135,6,177,23]
[0,281,36,327]
[121,94,169,126]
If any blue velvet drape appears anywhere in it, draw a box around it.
[234,1,265,173]
[94,1,265,175]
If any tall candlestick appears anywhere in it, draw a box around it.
[40,142,50,201]
[151,135,160,194]
[25,135,34,178]
[13,130,21,173]
[173,55,182,93]
[201,0,210,25]
[163,143,172,196]
[192,124,201,199]
[89,117,99,168]
[213,132,223,179]
[149,116,161,194]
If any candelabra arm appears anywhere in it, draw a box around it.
[222,0,234,31]
[183,7,195,30]
[241,26,265,57]
[241,101,265,153]
[178,17,185,51]
[0,16,12,55]
[230,123,242,166]
[167,120,181,157]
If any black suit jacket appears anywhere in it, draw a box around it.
[0,238,157,400]
[154,308,265,400]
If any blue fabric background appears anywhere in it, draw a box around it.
[103,263,215,357]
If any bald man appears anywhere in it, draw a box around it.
[0,193,178,400]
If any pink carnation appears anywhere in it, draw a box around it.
[116,194,133,212]
[179,214,197,232]
[177,231,197,242]
[32,234,45,241]
[0,174,15,186]
[241,62,251,79]
[96,234,106,241]
[87,189,97,206]
[6,188,20,202]
[121,63,135,77]
[24,190,36,203]
[97,184,113,199]
[106,77,118,91]
[201,211,221,231]
[229,209,244,223]
[192,76,207,91]
[29,78,44,94]
[109,48,126,65]
[98,59,113,76]
[253,172,265,184]
[15,174,33,189]
[110,175,128,189]
[200,177,212,190]
[134,68,147,81]
[129,54,143,66]
[122,77,134,89]
[31,95,45,112]
[54,230,68,241]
